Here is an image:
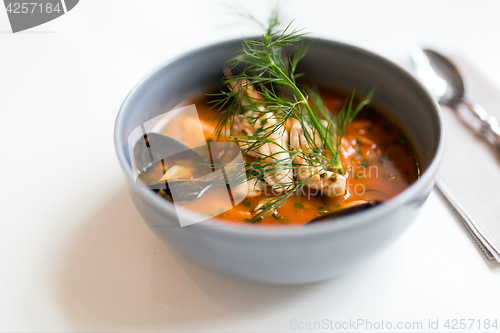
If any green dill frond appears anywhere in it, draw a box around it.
[206,10,375,221]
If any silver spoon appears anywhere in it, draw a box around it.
[411,48,500,151]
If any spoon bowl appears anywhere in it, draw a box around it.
[411,48,465,105]
[411,47,500,151]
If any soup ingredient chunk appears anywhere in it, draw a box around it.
[289,119,346,197]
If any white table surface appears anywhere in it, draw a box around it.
[1,1,500,332]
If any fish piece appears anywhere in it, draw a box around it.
[289,119,346,197]
[232,110,294,193]
[225,69,262,105]
[254,197,279,215]
[228,75,295,194]
[232,178,267,199]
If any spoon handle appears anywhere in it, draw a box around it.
[462,99,500,151]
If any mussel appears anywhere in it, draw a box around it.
[151,179,213,203]
[133,132,242,203]
[306,200,382,225]
[133,132,204,173]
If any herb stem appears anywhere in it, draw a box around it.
[263,36,342,173]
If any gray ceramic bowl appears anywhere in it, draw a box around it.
[114,37,444,284]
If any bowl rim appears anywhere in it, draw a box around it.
[114,36,445,237]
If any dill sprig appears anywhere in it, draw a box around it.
[335,88,375,154]
[207,10,375,221]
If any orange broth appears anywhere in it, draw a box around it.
[158,89,420,226]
